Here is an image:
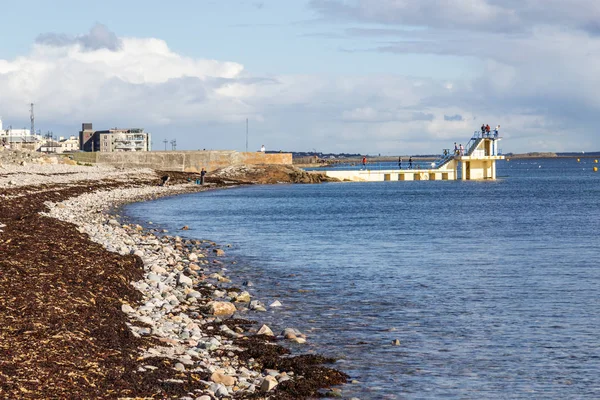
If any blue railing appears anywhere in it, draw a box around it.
[431,150,455,168]
[305,160,440,172]
[463,132,482,156]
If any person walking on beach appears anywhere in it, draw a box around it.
[459,144,464,156]
[398,156,402,169]
[200,167,206,185]
[408,156,413,169]
[362,156,367,169]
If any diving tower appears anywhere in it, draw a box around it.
[319,131,504,182]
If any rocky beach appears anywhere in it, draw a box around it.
[0,150,346,399]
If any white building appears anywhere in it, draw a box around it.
[79,123,151,152]
[39,136,80,154]
[59,136,79,153]
[0,117,43,150]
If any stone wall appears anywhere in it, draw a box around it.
[69,152,99,164]
[70,151,292,172]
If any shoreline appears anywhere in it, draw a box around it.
[0,163,346,399]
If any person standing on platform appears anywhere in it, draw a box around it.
[454,142,459,155]
[362,156,367,169]
[485,124,491,137]
[260,144,265,152]
[398,156,402,169]
[494,125,500,138]
[459,144,464,156]
[481,124,486,138]
[408,156,413,169]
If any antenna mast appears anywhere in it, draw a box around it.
[30,103,34,136]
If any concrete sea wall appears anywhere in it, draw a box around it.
[70,151,292,172]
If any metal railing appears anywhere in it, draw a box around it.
[303,130,503,173]
[305,161,440,171]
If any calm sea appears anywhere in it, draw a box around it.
[123,158,600,399]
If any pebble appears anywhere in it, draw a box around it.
[211,371,236,386]
[260,375,278,392]
[121,304,135,313]
[31,165,316,400]
[174,362,185,371]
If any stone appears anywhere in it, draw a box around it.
[181,225,189,230]
[393,339,401,346]
[186,290,202,299]
[195,396,212,400]
[151,265,167,274]
[147,273,161,283]
[260,375,278,392]
[235,291,251,303]
[174,362,185,372]
[177,273,193,287]
[132,249,144,258]
[215,385,229,397]
[121,304,135,313]
[213,248,225,256]
[188,253,198,261]
[269,300,282,307]
[210,371,236,386]
[290,337,306,344]
[207,301,236,316]
[257,324,274,336]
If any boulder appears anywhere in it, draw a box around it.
[235,291,251,303]
[207,301,236,316]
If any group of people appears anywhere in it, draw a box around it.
[362,156,413,169]
[481,124,500,138]
[454,142,464,156]
[365,122,502,169]
[397,156,412,169]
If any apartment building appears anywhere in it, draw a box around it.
[79,123,151,152]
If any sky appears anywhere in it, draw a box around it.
[1,0,600,155]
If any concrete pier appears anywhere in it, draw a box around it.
[320,134,504,182]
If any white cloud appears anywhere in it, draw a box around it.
[1,20,599,154]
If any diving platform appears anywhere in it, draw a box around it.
[319,132,504,182]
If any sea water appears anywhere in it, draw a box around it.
[123,158,600,399]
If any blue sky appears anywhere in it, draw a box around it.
[1,0,599,154]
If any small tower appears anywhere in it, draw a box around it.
[30,103,35,136]
[452,134,504,180]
